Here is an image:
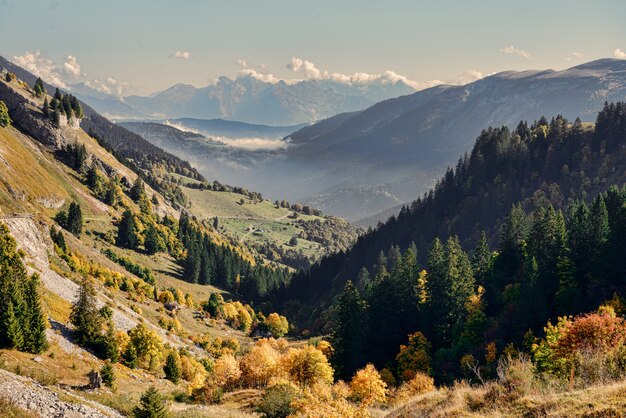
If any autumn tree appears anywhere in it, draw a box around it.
[349,364,387,405]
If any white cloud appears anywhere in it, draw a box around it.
[62,55,82,77]
[288,57,327,80]
[233,57,486,91]
[565,51,584,62]
[172,50,191,59]
[85,76,130,97]
[614,49,626,59]
[499,45,532,59]
[13,50,67,87]
[236,59,281,83]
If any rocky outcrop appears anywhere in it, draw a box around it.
[0,368,124,418]
[0,79,69,149]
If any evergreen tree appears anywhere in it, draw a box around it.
[54,87,62,101]
[471,231,491,286]
[22,274,48,354]
[86,165,103,195]
[70,278,103,348]
[101,361,116,389]
[130,178,146,202]
[332,281,367,379]
[103,319,120,362]
[144,223,166,255]
[33,77,45,97]
[116,210,140,249]
[104,177,120,206]
[163,351,182,383]
[52,108,61,127]
[42,98,50,117]
[66,201,83,236]
[133,387,168,418]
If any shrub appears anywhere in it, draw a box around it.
[0,101,11,128]
[256,382,300,418]
[391,371,435,404]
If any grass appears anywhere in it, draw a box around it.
[385,379,626,417]
[0,397,34,418]
[184,186,327,261]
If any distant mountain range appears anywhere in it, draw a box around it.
[71,75,416,125]
[114,60,626,223]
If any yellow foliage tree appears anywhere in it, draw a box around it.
[281,345,334,387]
[349,364,387,406]
[240,340,280,387]
[213,352,242,389]
[181,354,208,394]
[266,312,289,337]
[395,331,431,381]
[128,323,163,371]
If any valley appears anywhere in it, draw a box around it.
[1,4,626,416]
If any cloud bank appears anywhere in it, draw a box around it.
[499,45,532,59]
[237,57,485,91]
[615,49,626,59]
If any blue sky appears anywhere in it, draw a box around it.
[1,0,625,95]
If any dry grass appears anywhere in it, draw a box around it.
[385,378,626,417]
[0,397,35,418]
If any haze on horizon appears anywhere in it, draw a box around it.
[1,0,625,97]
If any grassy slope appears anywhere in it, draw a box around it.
[184,186,327,262]
[0,105,256,416]
[385,380,626,418]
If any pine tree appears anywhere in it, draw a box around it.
[471,231,491,286]
[103,319,120,362]
[101,361,116,389]
[133,387,168,418]
[116,210,140,249]
[52,108,61,127]
[130,178,146,202]
[22,274,48,354]
[42,98,50,117]
[33,77,45,97]
[70,278,103,348]
[332,281,367,379]
[66,201,83,236]
[163,351,182,383]
[87,165,103,195]
[144,223,166,255]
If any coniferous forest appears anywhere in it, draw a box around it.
[272,102,626,383]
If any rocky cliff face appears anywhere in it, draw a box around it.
[0,78,70,148]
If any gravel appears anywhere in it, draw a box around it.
[0,368,124,418]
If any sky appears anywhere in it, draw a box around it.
[1,0,625,96]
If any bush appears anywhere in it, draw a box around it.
[257,382,300,418]
[391,371,435,405]
[0,101,11,128]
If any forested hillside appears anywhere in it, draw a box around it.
[270,103,626,385]
[281,104,626,310]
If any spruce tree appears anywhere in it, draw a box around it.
[22,273,48,354]
[70,278,103,348]
[331,280,367,379]
[101,361,116,389]
[133,387,168,418]
[144,223,166,255]
[163,351,181,383]
[116,210,140,249]
[42,98,50,117]
[130,178,146,202]
[33,77,45,97]
[66,201,83,236]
